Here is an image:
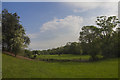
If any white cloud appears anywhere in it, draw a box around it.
[66,2,118,16]
[28,15,83,50]
[40,15,83,32]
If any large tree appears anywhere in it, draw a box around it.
[79,16,120,60]
[2,9,30,56]
[79,26,101,60]
[96,16,120,58]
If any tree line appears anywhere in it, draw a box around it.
[2,9,120,60]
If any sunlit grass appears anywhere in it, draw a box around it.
[36,54,91,60]
[2,54,118,78]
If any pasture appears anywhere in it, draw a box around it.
[2,54,118,78]
[36,54,91,60]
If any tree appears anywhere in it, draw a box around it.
[24,49,32,58]
[62,42,82,55]
[79,16,120,60]
[117,28,120,57]
[96,16,120,58]
[79,26,101,60]
[2,9,30,56]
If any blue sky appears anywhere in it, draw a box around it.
[2,2,117,50]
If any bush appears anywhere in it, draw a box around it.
[24,49,32,58]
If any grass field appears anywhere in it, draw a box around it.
[36,54,91,60]
[2,54,118,78]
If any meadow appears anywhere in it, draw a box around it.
[2,54,118,78]
[36,54,91,60]
[2,4,120,79]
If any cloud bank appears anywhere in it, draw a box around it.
[28,15,83,50]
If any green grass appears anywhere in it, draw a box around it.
[2,54,118,78]
[36,54,91,60]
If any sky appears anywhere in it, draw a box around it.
[2,2,118,50]
[1,0,119,2]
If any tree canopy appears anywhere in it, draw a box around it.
[79,16,120,60]
[2,9,30,56]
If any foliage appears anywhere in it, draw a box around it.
[96,16,120,58]
[79,16,120,60]
[2,9,30,56]
[34,42,82,55]
[24,49,32,58]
